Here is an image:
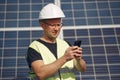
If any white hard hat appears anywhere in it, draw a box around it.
[39,3,65,20]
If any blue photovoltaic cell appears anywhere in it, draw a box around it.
[110,2,120,8]
[0,0,120,80]
[111,10,120,16]
[63,19,74,26]
[32,4,42,11]
[103,28,115,35]
[0,21,4,28]
[98,2,109,9]
[100,18,113,24]
[0,40,3,47]
[118,36,120,44]
[32,12,39,18]
[0,13,5,19]
[116,28,120,34]
[32,30,43,38]
[63,30,75,36]
[99,10,111,16]
[81,66,94,76]
[4,48,16,57]
[95,65,108,74]
[19,20,30,27]
[18,48,28,57]
[86,3,96,9]
[93,56,107,64]
[92,46,105,54]
[6,13,17,19]
[19,5,30,11]
[75,18,86,25]
[62,4,72,10]
[77,29,88,36]
[96,76,109,80]
[0,0,5,3]
[90,29,102,36]
[2,68,15,77]
[18,39,30,47]
[17,58,28,67]
[0,31,3,38]
[32,20,40,27]
[90,37,103,45]
[19,12,30,19]
[87,10,98,17]
[3,58,16,67]
[17,68,29,78]
[108,55,120,64]
[82,76,95,80]
[31,0,43,3]
[109,65,120,74]
[104,36,117,44]
[5,31,17,38]
[19,0,30,3]
[111,75,120,80]
[113,18,120,24]
[83,56,92,65]
[7,0,18,3]
[73,3,84,9]
[0,5,5,11]
[105,46,119,54]
[18,31,30,38]
[65,11,74,17]
[5,21,17,27]
[74,11,85,18]
[6,5,18,11]
[88,18,99,25]
[78,38,90,45]
[4,39,17,47]
[64,38,75,45]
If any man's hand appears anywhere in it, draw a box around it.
[64,46,82,61]
[73,47,82,60]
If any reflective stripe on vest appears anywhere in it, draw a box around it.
[29,39,75,80]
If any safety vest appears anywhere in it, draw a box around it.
[29,38,75,80]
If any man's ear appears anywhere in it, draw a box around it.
[40,22,45,28]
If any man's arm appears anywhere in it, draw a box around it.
[74,58,86,72]
[31,56,67,80]
[73,47,86,72]
[31,46,79,80]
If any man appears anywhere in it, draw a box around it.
[26,3,86,80]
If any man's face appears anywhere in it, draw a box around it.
[41,18,62,40]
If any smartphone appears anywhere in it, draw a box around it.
[74,40,81,47]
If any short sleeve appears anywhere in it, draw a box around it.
[26,47,43,68]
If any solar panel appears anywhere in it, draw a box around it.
[0,0,120,80]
